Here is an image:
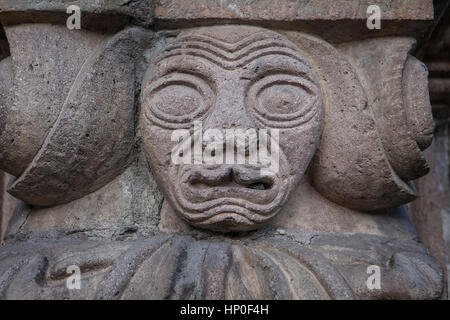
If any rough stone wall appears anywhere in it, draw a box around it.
[414,2,450,296]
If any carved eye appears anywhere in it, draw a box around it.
[143,73,214,129]
[247,74,320,128]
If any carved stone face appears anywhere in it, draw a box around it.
[141,26,323,232]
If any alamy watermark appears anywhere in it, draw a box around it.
[66,5,81,30]
[366,265,381,290]
[171,121,280,175]
[65,4,381,31]
[366,5,381,30]
[66,265,81,290]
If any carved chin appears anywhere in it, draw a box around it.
[166,163,293,232]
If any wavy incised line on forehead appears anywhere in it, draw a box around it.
[162,39,302,63]
[157,48,308,70]
[176,32,289,52]
[156,46,310,71]
[155,30,309,70]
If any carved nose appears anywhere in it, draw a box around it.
[203,86,255,131]
[200,132,261,154]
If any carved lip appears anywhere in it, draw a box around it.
[182,165,279,204]
[168,160,292,228]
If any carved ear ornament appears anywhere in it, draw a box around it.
[283,32,433,211]
[0,27,153,206]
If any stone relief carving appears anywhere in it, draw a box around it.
[141,26,323,232]
[0,25,154,206]
[0,19,444,299]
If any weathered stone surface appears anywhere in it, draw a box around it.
[151,0,436,42]
[0,54,15,244]
[1,26,155,206]
[0,0,152,28]
[284,32,419,211]
[153,0,434,21]
[0,230,443,299]
[340,38,430,182]
[403,55,434,151]
[414,5,450,297]
[141,25,323,232]
[0,0,437,42]
[0,171,20,244]
[0,1,445,301]
[0,24,105,177]
[163,175,419,239]
[4,154,163,241]
[0,55,11,138]
[0,0,152,17]
[410,136,449,298]
[0,24,8,59]
[271,177,419,238]
[0,0,434,22]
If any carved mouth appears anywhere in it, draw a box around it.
[187,166,274,190]
[167,159,292,231]
[183,165,277,203]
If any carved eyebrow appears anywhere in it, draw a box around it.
[155,33,310,71]
[176,32,290,52]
